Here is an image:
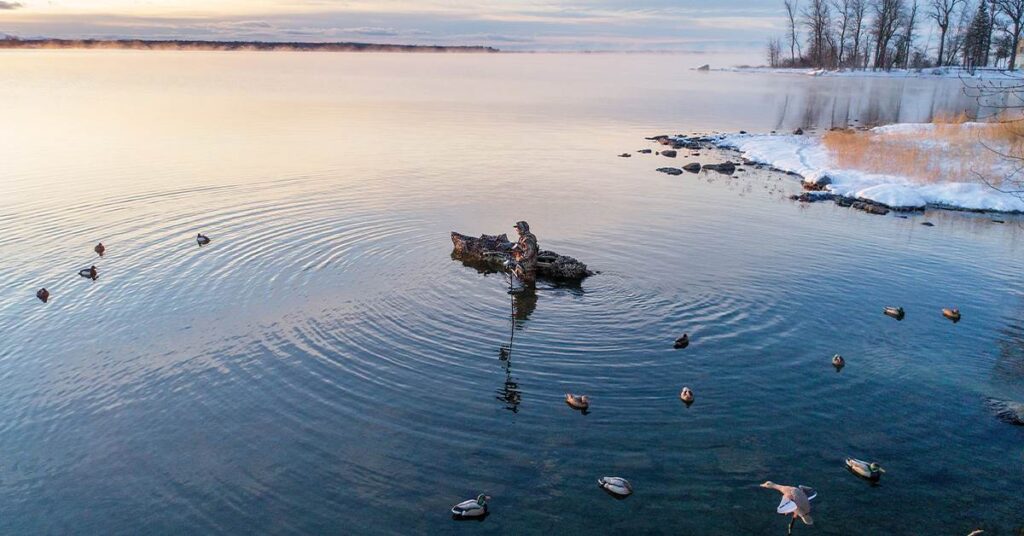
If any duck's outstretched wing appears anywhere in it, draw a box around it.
[777,497,797,514]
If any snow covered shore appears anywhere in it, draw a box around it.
[709,66,1023,80]
[697,126,1024,213]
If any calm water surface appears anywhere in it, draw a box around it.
[1,51,1022,535]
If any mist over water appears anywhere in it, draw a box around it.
[1,50,1022,534]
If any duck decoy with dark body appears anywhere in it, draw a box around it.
[680,386,694,405]
[832,354,845,370]
[565,393,589,410]
[79,265,98,280]
[943,307,961,322]
[196,233,211,246]
[451,494,490,518]
[883,306,905,320]
[94,242,105,257]
[845,458,885,481]
[36,288,49,303]
[674,333,689,349]
[597,476,633,497]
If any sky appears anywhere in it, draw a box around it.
[0,1,785,53]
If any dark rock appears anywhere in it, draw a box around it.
[660,150,678,158]
[802,174,832,191]
[450,232,592,281]
[657,167,684,176]
[682,163,701,173]
[921,222,935,227]
[793,128,805,135]
[992,219,1005,224]
[703,161,736,174]
[852,201,890,215]
[696,64,710,71]
[659,138,673,146]
[739,130,748,134]
[646,135,669,141]
[618,153,632,158]
[638,149,653,154]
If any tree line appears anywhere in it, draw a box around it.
[766,0,1024,71]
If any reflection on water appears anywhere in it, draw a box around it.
[0,51,1022,535]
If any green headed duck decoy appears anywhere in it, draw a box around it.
[845,458,885,481]
[761,481,816,535]
[598,476,633,497]
[943,307,961,322]
[451,494,490,518]
[674,334,689,349]
[565,393,589,411]
[79,265,98,280]
[883,306,905,320]
[94,242,105,257]
[196,233,211,246]
[36,288,49,303]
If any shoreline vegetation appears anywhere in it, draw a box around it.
[709,65,1024,79]
[0,37,499,53]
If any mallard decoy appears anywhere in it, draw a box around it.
[597,476,633,497]
[79,265,98,280]
[565,393,589,410]
[94,242,105,257]
[680,386,694,405]
[451,494,490,518]
[832,354,845,369]
[943,307,961,322]
[845,458,885,481]
[761,481,816,535]
[883,306,905,320]
[674,334,689,349]
[196,233,211,246]
[36,288,49,303]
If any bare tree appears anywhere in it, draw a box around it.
[929,0,965,66]
[803,0,834,67]
[849,0,869,67]
[901,0,921,68]
[944,0,974,65]
[785,0,803,63]
[767,37,785,66]
[833,0,853,66]
[997,0,1024,69]
[873,0,906,69]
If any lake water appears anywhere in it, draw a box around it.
[1,51,1022,535]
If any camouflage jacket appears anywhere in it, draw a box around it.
[512,232,539,272]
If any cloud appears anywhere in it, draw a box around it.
[0,1,23,10]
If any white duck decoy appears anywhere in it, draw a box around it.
[761,481,816,534]
[565,393,589,410]
[196,233,211,246]
[451,494,490,518]
[680,387,694,405]
[845,458,885,481]
[832,354,845,369]
[598,476,633,497]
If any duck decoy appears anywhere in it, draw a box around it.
[565,393,589,411]
[79,265,98,280]
[680,386,694,405]
[94,242,105,257]
[597,476,633,497]
[883,306,905,320]
[451,494,490,518]
[942,307,961,323]
[36,288,49,303]
[761,481,816,535]
[845,458,885,481]
[196,233,211,246]
[832,354,845,370]
[921,222,934,227]
[674,334,689,349]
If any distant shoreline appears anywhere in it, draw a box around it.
[0,38,500,53]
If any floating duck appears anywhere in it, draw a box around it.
[921,222,935,227]
[565,393,589,410]
[196,233,211,246]
[79,265,98,280]
[761,481,816,533]
[832,354,845,369]
[597,476,633,497]
[680,386,694,405]
[674,334,689,349]
[94,242,105,257]
[36,288,49,303]
[883,306,905,320]
[845,458,885,481]
[451,494,490,518]
[943,307,961,323]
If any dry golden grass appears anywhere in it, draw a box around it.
[822,115,1024,187]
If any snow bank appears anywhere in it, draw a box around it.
[710,130,1024,213]
[711,66,1023,80]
